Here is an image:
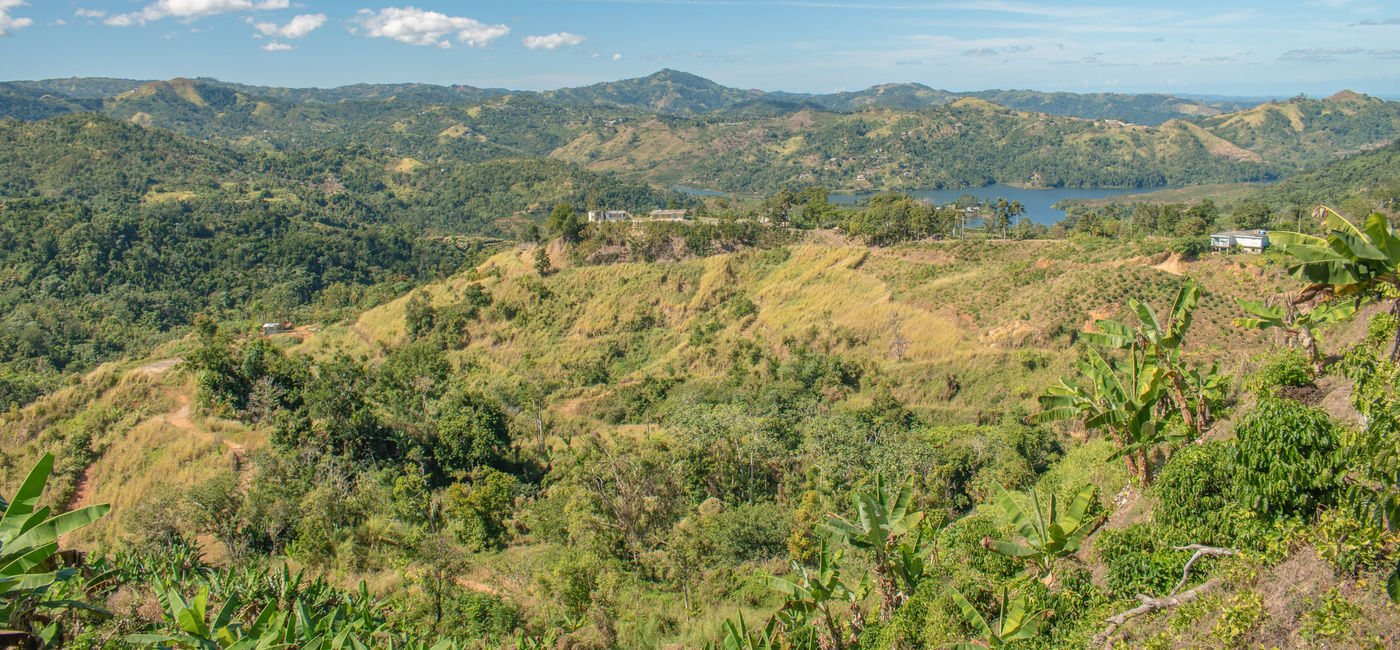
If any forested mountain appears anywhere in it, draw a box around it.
[538,68,765,113]
[5,73,1391,195]
[8,69,1267,124]
[0,113,679,407]
[1252,138,1400,213]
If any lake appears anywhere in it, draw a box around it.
[677,184,1172,226]
[827,185,1174,226]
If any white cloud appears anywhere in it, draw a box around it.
[0,0,33,36]
[253,13,325,38]
[352,7,509,48]
[75,8,105,18]
[522,31,585,50]
[613,52,622,61]
[261,40,293,51]
[105,0,287,27]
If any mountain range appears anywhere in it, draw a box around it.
[2,70,1395,195]
[7,69,1260,125]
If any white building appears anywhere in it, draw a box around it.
[587,210,631,223]
[1210,230,1270,253]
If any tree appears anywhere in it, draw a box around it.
[1234,298,1356,374]
[404,290,436,340]
[547,203,583,243]
[434,388,510,476]
[992,198,1025,239]
[1272,207,1400,360]
[980,484,1102,586]
[948,586,1050,649]
[1232,201,1271,230]
[1031,280,1220,483]
[761,541,869,650]
[816,474,930,623]
[533,246,551,276]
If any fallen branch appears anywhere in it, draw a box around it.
[1094,578,1220,647]
[1094,544,1237,647]
[1170,545,1237,596]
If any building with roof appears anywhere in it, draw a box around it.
[1210,230,1270,253]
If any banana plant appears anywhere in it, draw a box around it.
[762,541,869,650]
[1081,279,1214,435]
[129,580,400,650]
[1031,346,1172,483]
[127,581,282,649]
[1235,298,1356,375]
[947,586,1049,649]
[707,613,780,650]
[981,484,1102,585]
[1272,207,1400,359]
[1,452,111,646]
[817,474,927,622]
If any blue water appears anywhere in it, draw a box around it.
[827,185,1173,226]
[677,184,1172,226]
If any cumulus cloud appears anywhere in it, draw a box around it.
[253,13,325,38]
[522,31,584,50]
[0,0,33,36]
[105,0,287,27]
[75,8,106,18]
[612,52,622,61]
[261,40,293,51]
[963,48,998,56]
[352,7,508,48]
[1351,17,1400,25]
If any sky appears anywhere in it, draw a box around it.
[1,0,1398,97]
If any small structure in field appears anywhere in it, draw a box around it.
[261,322,292,335]
[588,210,631,223]
[649,209,689,221]
[1210,230,1269,253]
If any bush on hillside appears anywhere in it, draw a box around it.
[1169,235,1211,260]
[1246,349,1312,396]
[1232,398,1350,519]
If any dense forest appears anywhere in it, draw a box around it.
[3,73,1396,195]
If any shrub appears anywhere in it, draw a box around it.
[1095,524,1183,597]
[1169,235,1210,260]
[1152,441,1239,545]
[1366,311,1398,349]
[704,501,792,563]
[1212,591,1265,647]
[1245,349,1311,396]
[1231,398,1350,519]
[1311,508,1399,576]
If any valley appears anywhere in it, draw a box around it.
[1,65,1399,650]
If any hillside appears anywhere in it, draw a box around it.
[14,71,1255,124]
[3,75,1396,194]
[8,228,1399,647]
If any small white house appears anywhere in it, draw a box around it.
[1210,230,1270,253]
[587,210,631,223]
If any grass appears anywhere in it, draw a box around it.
[289,237,1289,436]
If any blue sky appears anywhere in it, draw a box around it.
[1,0,1398,96]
